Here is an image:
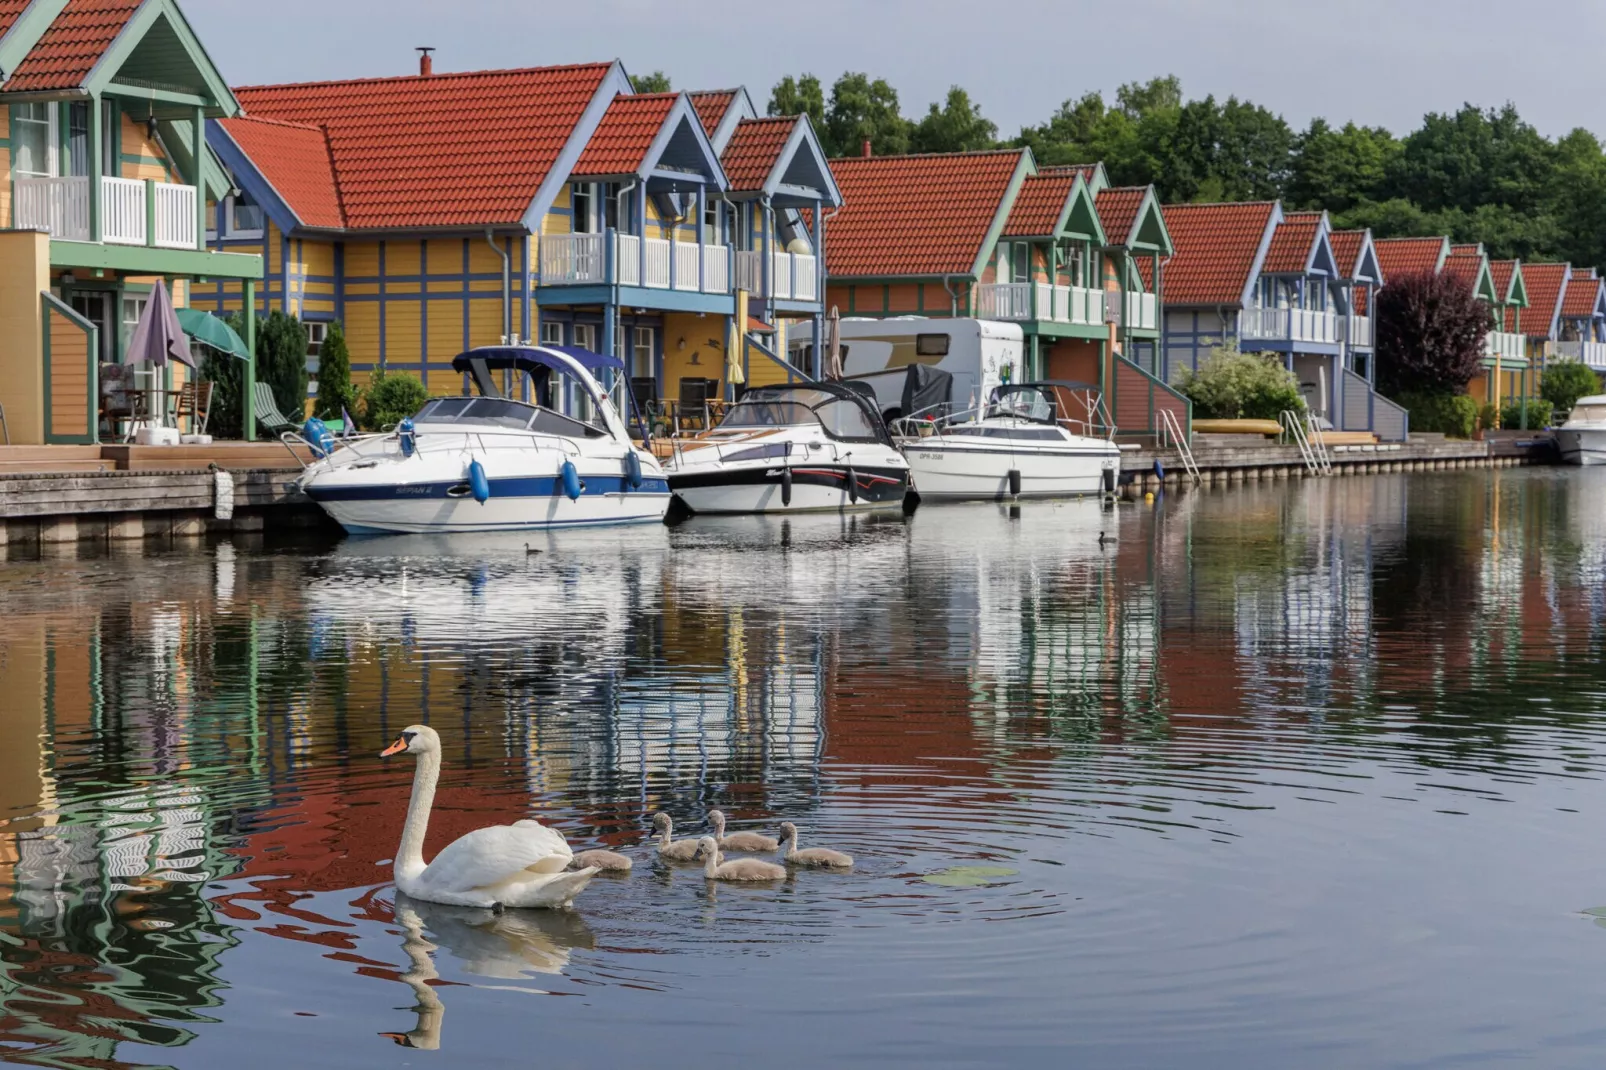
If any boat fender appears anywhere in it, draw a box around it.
[781,464,793,507]
[1007,468,1022,497]
[561,459,582,501]
[467,459,490,504]
[846,464,859,504]
[398,418,417,458]
[302,417,334,459]
[624,450,643,490]
[1102,466,1117,496]
[1153,459,1166,482]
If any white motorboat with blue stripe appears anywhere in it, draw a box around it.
[296,345,669,534]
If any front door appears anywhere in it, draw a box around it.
[69,291,114,364]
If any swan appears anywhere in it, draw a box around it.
[778,822,853,868]
[380,725,596,909]
[695,837,786,882]
[570,849,632,874]
[651,812,706,862]
[708,809,779,852]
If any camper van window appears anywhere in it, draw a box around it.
[916,334,950,358]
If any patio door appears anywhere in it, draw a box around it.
[69,292,115,364]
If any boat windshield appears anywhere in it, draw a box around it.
[719,400,817,428]
[986,386,1057,424]
[1569,404,1606,424]
[414,397,537,430]
[715,388,884,442]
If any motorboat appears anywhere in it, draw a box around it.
[1556,394,1606,466]
[664,381,910,515]
[297,346,669,534]
[893,379,1121,501]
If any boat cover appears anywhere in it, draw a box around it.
[902,365,954,419]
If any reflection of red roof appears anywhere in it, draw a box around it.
[234,63,613,229]
[5,0,140,91]
[1096,187,1146,246]
[689,89,738,138]
[1519,263,1569,337]
[1158,201,1276,305]
[1003,171,1077,236]
[1562,275,1603,318]
[1374,237,1445,281]
[215,116,345,229]
[825,149,1025,277]
[573,93,678,177]
[721,116,796,191]
[1262,213,1321,273]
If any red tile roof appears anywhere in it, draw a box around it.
[215,116,345,229]
[1328,229,1366,278]
[0,0,31,41]
[573,92,678,177]
[1002,171,1077,237]
[1450,243,1481,256]
[1517,262,1568,337]
[1040,163,1099,184]
[824,150,1025,278]
[1439,251,1486,293]
[1562,275,1603,318]
[1373,237,1445,281]
[1488,259,1518,303]
[721,116,796,191]
[1261,214,1321,273]
[5,0,140,92]
[689,90,738,138]
[234,62,613,230]
[1095,187,1146,246]
[1157,201,1277,306]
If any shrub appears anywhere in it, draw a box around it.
[198,348,244,439]
[361,368,429,430]
[1176,347,1305,420]
[258,310,309,421]
[1375,270,1489,396]
[1540,359,1602,419]
[1477,403,1500,433]
[1393,391,1478,438]
[1499,398,1553,429]
[312,321,356,422]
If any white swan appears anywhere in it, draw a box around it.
[381,725,596,909]
[778,822,853,868]
[695,836,787,882]
[708,809,779,852]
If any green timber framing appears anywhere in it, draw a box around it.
[2,0,265,439]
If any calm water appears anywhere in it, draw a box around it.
[5,470,1606,1069]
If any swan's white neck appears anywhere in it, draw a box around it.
[397,750,440,882]
[784,831,799,859]
[703,843,720,879]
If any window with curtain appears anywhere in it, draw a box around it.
[13,103,56,178]
[67,103,90,178]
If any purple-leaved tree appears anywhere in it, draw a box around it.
[1375,270,1490,397]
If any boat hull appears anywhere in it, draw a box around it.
[901,440,1117,500]
[307,476,671,534]
[669,463,908,515]
[1556,428,1606,466]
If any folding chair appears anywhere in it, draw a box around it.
[253,381,300,436]
[676,377,712,433]
[173,380,214,436]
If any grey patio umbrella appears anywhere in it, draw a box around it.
[126,281,196,369]
[825,305,843,381]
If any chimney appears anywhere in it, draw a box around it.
[861,139,872,158]
[417,47,435,77]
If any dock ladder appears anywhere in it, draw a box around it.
[1280,410,1331,476]
[1157,408,1201,484]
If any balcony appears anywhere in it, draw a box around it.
[15,176,198,249]
[539,232,732,294]
[1483,331,1526,363]
[1340,314,1373,348]
[1547,340,1606,369]
[1239,307,1339,345]
[734,250,818,301]
[975,282,1105,325]
[1124,291,1159,331]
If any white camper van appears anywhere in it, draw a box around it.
[833,318,1025,420]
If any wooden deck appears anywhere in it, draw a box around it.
[0,441,313,475]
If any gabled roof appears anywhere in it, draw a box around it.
[1040,162,1108,194]
[1261,211,1330,274]
[1440,248,1496,302]
[5,0,140,92]
[1374,237,1449,281]
[824,149,1029,278]
[1157,200,1278,306]
[689,90,737,137]
[1096,186,1172,254]
[1327,228,1384,285]
[1562,273,1606,319]
[214,115,344,229]
[0,0,32,42]
[1515,262,1569,338]
[1488,259,1526,307]
[721,116,795,189]
[1001,170,1101,242]
[223,62,621,231]
[719,114,841,206]
[573,92,678,176]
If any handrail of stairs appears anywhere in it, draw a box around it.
[1280,409,1331,475]
[1157,407,1200,484]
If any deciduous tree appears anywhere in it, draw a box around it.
[1375,270,1489,397]
[909,87,997,154]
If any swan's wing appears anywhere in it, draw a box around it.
[421,823,573,895]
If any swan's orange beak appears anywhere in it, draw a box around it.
[380,738,409,757]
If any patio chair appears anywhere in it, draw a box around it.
[173,380,214,436]
[253,381,300,436]
[630,376,668,436]
[676,377,714,433]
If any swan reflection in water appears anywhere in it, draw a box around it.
[381,894,596,1050]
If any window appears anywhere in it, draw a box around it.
[121,294,153,390]
[13,103,57,178]
[571,183,595,233]
[604,182,622,231]
[539,320,565,346]
[703,199,720,244]
[67,103,89,178]
[102,101,116,178]
[631,326,654,378]
[572,322,597,353]
[229,192,264,238]
[305,321,328,397]
[915,334,950,358]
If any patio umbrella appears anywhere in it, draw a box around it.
[175,307,250,360]
[727,289,747,387]
[825,305,844,381]
[126,282,195,369]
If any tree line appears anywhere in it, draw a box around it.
[637,70,1606,273]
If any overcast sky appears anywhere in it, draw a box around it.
[185,0,1603,140]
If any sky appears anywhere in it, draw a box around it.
[185,0,1605,140]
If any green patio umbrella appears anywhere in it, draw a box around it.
[175,307,251,360]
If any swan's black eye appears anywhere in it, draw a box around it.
[402,731,417,744]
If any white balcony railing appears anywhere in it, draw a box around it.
[539,232,606,284]
[540,232,733,294]
[615,234,640,286]
[1341,314,1373,348]
[672,241,700,292]
[975,282,1033,320]
[1124,291,1159,331]
[792,253,817,300]
[1549,340,1606,369]
[703,251,729,295]
[736,250,762,293]
[14,175,197,248]
[642,237,671,289]
[1239,306,1338,344]
[1484,331,1526,362]
[728,249,817,300]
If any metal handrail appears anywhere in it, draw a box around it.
[1158,408,1200,483]
[1280,409,1331,475]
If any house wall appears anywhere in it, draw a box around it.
[661,312,729,394]
[1164,308,1235,384]
[119,113,179,183]
[824,281,970,318]
[0,230,50,444]
[1044,337,1100,383]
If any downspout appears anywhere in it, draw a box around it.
[942,275,963,317]
[485,229,514,397]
